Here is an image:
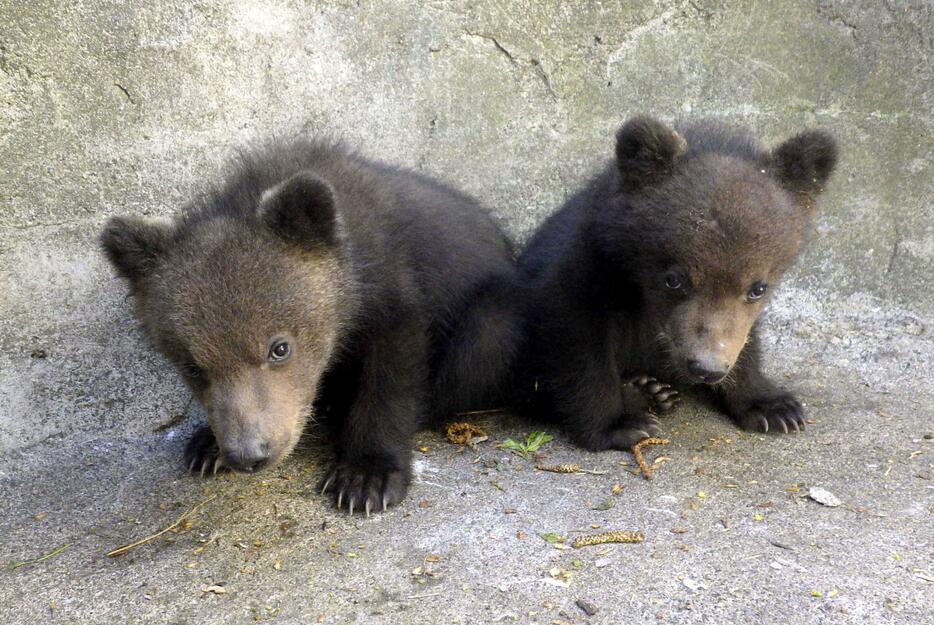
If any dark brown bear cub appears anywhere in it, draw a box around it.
[102,139,521,514]
[517,116,837,450]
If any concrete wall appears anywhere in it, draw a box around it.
[1,0,931,454]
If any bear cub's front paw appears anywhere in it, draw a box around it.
[630,375,680,413]
[578,414,662,451]
[184,425,227,476]
[320,459,410,516]
[732,393,805,434]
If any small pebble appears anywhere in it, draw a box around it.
[576,599,598,616]
[808,487,842,507]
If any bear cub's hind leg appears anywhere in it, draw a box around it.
[592,374,684,449]
[630,374,681,414]
[572,383,664,452]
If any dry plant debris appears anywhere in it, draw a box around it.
[535,463,581,473]
[572,530,645,548]
[107,495,217,558]
[631,437,671,480]
[535,463,608,475]
[445,422,488,445]
[11,544,70,569]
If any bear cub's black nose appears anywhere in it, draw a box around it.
[687,359,728,384]
[224,443,271,473]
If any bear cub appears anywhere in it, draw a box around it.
[102,138,522,514]
[517,116,837,450]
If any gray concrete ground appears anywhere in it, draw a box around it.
[1,304,932,624]
[1,1,932,624]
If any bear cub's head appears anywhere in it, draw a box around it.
[595,116,837,385]
[102,172,350,472]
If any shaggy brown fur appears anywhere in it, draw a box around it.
[516,116,837,450]
[102,138,522,514]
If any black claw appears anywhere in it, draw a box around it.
[321,461,409,514]
[184,426,229,478]
[734,393,807,436]
[631,375,680,415]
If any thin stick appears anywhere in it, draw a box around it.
[405,591,445,600]
[107,495,217,558]
[11,544,70,569]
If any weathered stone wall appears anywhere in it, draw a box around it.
[1,0,931,453]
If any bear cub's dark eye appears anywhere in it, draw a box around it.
[268,339,292,363]
[664,273,683,289]
[180,362,207,387]
[747,282,768,301]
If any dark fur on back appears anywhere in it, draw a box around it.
[102,138,522,513]
[516,116,837,449]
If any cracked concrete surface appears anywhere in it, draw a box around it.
[1,1,932,623]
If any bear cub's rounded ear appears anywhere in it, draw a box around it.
[771,130,838,196]
[615,116,688,192]
[261,171,339,249]
[100,216,173,282]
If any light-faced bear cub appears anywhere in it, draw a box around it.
[517,116,837,451]
[102,139,521,514]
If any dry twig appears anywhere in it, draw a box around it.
[107,495,217,558]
